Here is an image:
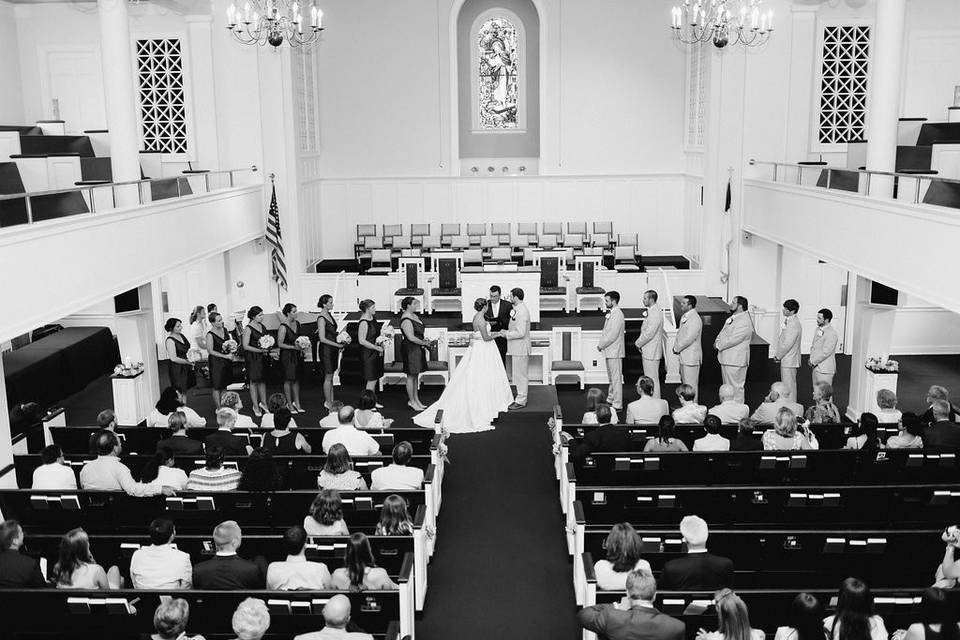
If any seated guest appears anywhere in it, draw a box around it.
[319,401,344,428]
[330,532,398,590]
[823,578,887,640]
[886,412,924,449]
[187,445,242,492]
[304,489,350,536]
[260,393,299,430]
[572,405,630,461]
[693,415,730,451]
[317,444,368,490]
[762,408,819,451]
[354,390,393,429]
[370,441,424,490]
[205,408,253,457]
[903,588,960,640]
[150,598,205,640]
[130,518,192,590]
[594,522,652,590]
[709,384,750,424]
[845,413,881,450]
[696,589,765,640]
[0,520,46,587]
[625,376,669,425]
[805,382,841,424]
[774,593,825,640]
[875,388,902,425]
[583,388,620,424]
[578,569,684,640]
[156,411,204,456]
[220,391,256,429]
[673,384,707,424]
[263,408,311,454]
[80,431,171,496]
[266,525,331,590]
[374,494,414,536]
[294,594,374,640]
[643,415,689,452]
[88,409,117,453]
[752,382,804,424]
[925,400,960,451]
[660,515,734,590]
[147,386,206,428]
[192,521,264,590]
[921,386,957,426]
[32,445,77,490]
[239,448,284,492]
[730,418,763,451]
[230,598,270,640]
[141,447,190,491]
[321,406,381,456]
[53,527,122,589]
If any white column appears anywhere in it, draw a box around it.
[0,355,14,488]
[864,0,906,198]
[186,16,221,172]
[783,6,819,162]
[845,276,897,420]
[98,0,141,206]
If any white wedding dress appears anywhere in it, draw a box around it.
[413,314,514,433]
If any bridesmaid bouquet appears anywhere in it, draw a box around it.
[295,336,312,351]
[222,339,239,354]
[258,335,276,350]
[336,331,352,345]
[186,348,203,364]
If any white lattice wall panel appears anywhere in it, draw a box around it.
[136,39,188,154]
[818,25,870,145]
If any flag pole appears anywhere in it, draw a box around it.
[270,172,280,308]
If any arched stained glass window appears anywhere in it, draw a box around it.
[477,17,519,129]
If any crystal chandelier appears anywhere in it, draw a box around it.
[225,0,324,49]
[670,0,773,49]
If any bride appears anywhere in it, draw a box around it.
[413,298,514,433]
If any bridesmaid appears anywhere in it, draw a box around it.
[242,305,269,417]
[164,318,192,391]
[316,294,342,410]
[277,302,305,414]
[206,312,234,408]
[399,297,434,411]
[357,299,384,397]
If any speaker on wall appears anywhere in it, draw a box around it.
[870,281,899,307]
[114,288,140,313]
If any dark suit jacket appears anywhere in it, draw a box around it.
[921,405,957,426]
[0,549,47,588]
[157,434,204,456]
[485,299,513,359]
[204,430,249,457]
[660,552,734,591]
[730,435,763,451]
[192,554,263,590]
[924,420,960,450]
[578,603,685,640]
[573,424,631,462]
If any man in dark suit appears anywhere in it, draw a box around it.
[660,515,734,590]
[921,386,957,426]
[157,419,203,456]
[571,404,630,464]
[578,569,685,640]
[192,520,264,590]
[204,408,252,457]
[0,520,46,588]
[925,400,960,451]
[484,285,512,365]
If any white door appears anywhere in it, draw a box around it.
[42,49,107,133]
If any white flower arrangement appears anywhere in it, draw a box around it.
[113,361,145,377]
[865,356,899,373]
[186,348,203,364]
[258,335,276,350]
[382,324,396,338]
[295,336,312,351]
[336,331,352,345]
[222,339,239,355]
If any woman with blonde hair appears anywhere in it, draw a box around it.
[230,598,270,640]
[151,598,205,640]
[875,389,902,424]
[53,527,122,589]
[697,589,766,640]
[762,408,818,450]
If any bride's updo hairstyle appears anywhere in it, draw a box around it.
[359,299,375,314]
[473,298,487,312]
[399,297,416,313]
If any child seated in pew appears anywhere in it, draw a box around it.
[141,446,190,491]
[582,388,620,425]
[329,533,398,591]
[317,444,368,491]
[374,494,414,536]
[53,527,123,590]
[304,489,350,536]
[643,415,688,452]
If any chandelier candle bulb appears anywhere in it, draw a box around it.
[317,8,322,28]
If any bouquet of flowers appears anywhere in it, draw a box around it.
[295,336,312,351]
[186,348,203,364]
[222,339,239,355]
[113,361,145,377]
[258,335,276,350]
[865,355,899,373]
[336,331,352,345]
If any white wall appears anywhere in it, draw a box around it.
[902,0,960,121]
[0,1,24,123]
[889,292,960,355]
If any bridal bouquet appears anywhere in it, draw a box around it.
[336,331,352,345]
[258,335,276,350]
[865,356,899,373]
[186,348,203,364]
[222,339,239,355]
[295,336,312,351]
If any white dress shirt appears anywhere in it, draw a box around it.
[130,543,193,589]
[370,464,425,491]
[693,433,731,451]
[673,403,707,424]
[266,555,331,590]
[319,413,340,428]
[321,424,381,456]
[582,408,620,424]
[146,406,206,428]
[625,396,669,424]
[79,456,162,496]
[32,462,78,490]
[708,401,750,424]
[156,465,190,491]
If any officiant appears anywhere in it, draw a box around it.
[485,285,512,364]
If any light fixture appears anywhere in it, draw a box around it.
[670,0,773,49]
[225,0,324,49]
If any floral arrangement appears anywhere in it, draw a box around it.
[295,336,312,351]
[113,360,145,377]
[376,325,395,346]
[865,356,899,373]
[258,335,276,350]
[186,348,203,364]
[222,339,239,355]
[336,331,352,345]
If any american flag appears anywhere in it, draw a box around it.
[265,184,288,290]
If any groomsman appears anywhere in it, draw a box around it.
[484,285,512,365]
[775,299,802,403]
[672,295,703,401]
[503,288,531,409]
[634,290,664,398]
[597,291,626,411]
[714,296,754,404]
[809,307,839,388]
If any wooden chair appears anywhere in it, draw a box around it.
[511,232,531,260]
[394,258,425,312]
[575,256,605,312]
[466,223,486,246]
[367,248,393,275]
[491,222,511,244]
[480,234,500,258]
[428,256,462,314]
[564,232,586,253]
[613,245,640,272]
[542,222,563,238]
[490,247,512,263]
[419,327,450,388]
[382,224,403,247]
[410,223,431,247]
[450,234,471,251]
[391,235,412,258]
[593,221,613,236]
[440,223,460,247]
[550,326,585,388]
[463,248,483,267]
[357,234,383,262]
[355,224,377,259]
[539,234,559,250]
[567,221,587,237]
[535,254,569,312]
[517,222,538,246]
[379,330,406,391]
[420,234,442,252]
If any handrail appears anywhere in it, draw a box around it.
[749,159,960,186]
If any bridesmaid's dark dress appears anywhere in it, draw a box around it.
[318,314,340,375]
[263,431,299,455]
[207,329,232,390]
[245,323,267,383]
[400,316,427,375]
[166,334,192,390]
[359,318,384,383]
[279,321,302,382]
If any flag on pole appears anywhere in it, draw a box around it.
[265,182,288,291]
[719,171,733,286]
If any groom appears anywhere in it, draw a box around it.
[500,287,531,409]
[484,285,512,365]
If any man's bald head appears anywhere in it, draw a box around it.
[322,594,352,629]
[337,405,355,425]
[769,381,787,402]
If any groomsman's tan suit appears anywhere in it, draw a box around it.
[776,314,802,402]
[714,310,754,404]
[635,303,665,398]
[674,309,703,401]
[598,305,626,410]
[809,322,839,388]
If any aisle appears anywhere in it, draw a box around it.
[416,386,580,640]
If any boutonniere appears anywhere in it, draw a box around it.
[604,311,611,320]
[680,316,688,324]
[817,329,824,338]
[726,317,733,325]
[510,309,517,319]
